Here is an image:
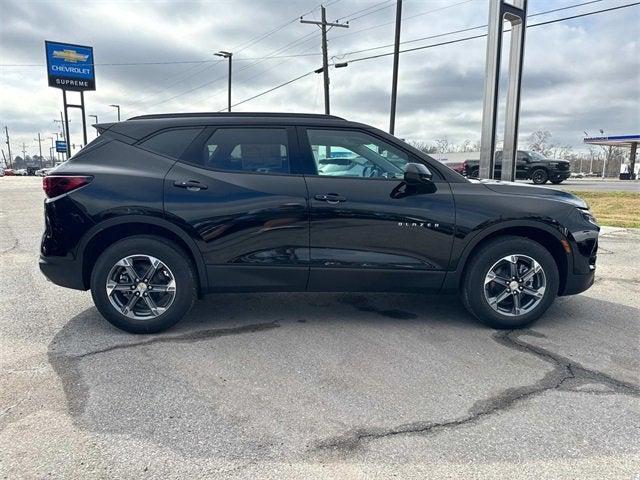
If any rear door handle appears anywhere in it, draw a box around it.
[173,180,208,191]
[314,193,346,204]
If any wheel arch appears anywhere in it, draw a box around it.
[453,221,570,295]
[79,216,208,295]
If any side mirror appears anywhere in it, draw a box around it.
[404,162,433,185]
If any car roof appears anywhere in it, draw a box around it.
[100,112,371,142]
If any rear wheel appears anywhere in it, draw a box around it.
[531,169,548,184]
[461,236,559,329]
[90,235,197,333]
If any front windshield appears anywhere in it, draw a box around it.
[527,151,547,161]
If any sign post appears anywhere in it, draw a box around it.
[45,41,95,158]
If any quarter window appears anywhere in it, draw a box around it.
[306,129,409,179]
[138,128,203,159]
[198,128,290,174]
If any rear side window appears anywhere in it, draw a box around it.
[138,128,203,159]
[190,128,290,174]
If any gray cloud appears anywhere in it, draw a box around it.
[1,0,639,158]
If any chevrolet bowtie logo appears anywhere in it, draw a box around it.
[53,49,89,63]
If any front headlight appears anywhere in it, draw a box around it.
[579,208,598,226]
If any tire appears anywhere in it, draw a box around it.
[530,169,548,184]
[550,179,564,184]
[461,235,559,329]
[90,235,197,333]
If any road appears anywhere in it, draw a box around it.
[516,178,639,192]
[1,177,639,479]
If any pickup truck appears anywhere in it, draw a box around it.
[443,150,571,184]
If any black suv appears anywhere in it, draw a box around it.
[448,150,572,184]
[40,113,598,333]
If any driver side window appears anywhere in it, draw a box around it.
[306,129,409,179]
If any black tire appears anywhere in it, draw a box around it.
[530,169,548,184]
[90,235,197,333]
[550,179,564,184]
[461,235,559,329]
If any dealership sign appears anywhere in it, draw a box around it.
[55,141,68,153]
[45,41,95,91]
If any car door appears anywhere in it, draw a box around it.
[516,151,529,179]
[163,125,310,292]
[298,127,456,293]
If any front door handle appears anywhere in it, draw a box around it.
[314,193,346,204]
[173,180,208,191]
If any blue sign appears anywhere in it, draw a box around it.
[45,41,95,91]
[55,141,68,153]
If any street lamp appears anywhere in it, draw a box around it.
[109,104,121,121]
[89,115,99,138]
[214,51,233,112]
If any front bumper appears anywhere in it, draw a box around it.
[39,254,86,290]
[549,171,571,181]
[561,268,595,295]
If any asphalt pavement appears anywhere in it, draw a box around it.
[518,178,640,192]
[1,177,638,479]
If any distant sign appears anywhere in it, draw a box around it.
[55,141,68,153]
[45,41,95,91]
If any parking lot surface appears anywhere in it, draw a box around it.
[1,177,639,479]
[522,178,639,192]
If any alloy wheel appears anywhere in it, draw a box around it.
[105,255,176,319]
[483,254,546,317]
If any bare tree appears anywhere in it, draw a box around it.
[434,137,449,154]
[407,141,436,154]
[527,129,554,157]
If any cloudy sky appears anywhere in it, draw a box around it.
[1,0,639,159]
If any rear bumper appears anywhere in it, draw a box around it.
[39,254,86,290]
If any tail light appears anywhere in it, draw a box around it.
[43,175,93,198]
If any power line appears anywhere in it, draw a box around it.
[336,0,394,22]
[332,0,608,59]
[331,0,476,41]
[220,71,316,111]
[0,0,611,68]
[344,0,640,64]
[226,1,640,110]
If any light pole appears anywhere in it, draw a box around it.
[215,51,233,112]
[89,115,99,138]
[389,0,403,135]
[50,133,60,164]
[110,104,121,121]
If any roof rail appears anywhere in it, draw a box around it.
[128,112,345,121]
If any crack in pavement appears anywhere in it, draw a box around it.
[72,321,280,359]
[46,321,280,418]
[311,329,640,454]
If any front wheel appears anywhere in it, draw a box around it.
[90,235,197,333]
[461,236,559,329]
[530,169,548,184]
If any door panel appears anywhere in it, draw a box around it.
[304,176,455,292]
[163,126,309,292]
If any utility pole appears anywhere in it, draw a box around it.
[301,6,349,115]
[34,133,44,168]
[389,0,402,135]
[4,126,12,169]
[22,142,27,159]
[215,51,233,112]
